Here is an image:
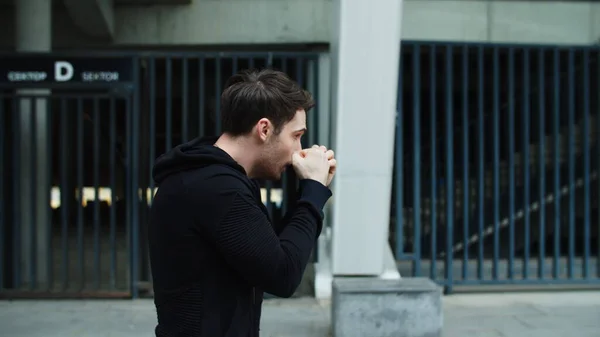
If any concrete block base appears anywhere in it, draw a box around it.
[331,277,443,337]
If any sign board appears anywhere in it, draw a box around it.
[0,55,134,85]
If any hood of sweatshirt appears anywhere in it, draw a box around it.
[152,136,246,184]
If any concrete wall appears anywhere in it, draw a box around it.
[402,0,600,45]
[1,0,600,49]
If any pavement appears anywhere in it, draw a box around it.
[1,291,599,337]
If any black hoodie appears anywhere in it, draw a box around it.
[148,136,332,337]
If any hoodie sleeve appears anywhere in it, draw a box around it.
[209,179,331,298]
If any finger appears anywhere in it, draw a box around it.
[301,148,319,157]
[311,144,320,149]
[319,145,327,152]
[325,149,335,160]
[328,159,337,173]
[292,151,303,163]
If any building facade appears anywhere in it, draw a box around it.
[0,0,599,299]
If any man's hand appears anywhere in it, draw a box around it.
[298,145,337,187]
[292,147,330,186]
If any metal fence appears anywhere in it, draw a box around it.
[0,51,321,299]
[392,42,600,293]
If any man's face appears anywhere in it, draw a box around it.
[257,110,306,180]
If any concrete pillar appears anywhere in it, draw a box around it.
[16,0,52,288]
[329,0,403,278]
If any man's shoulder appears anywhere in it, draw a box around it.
[183,164,256,195]
[182,166,261,221]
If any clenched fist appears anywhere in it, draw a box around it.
[296,145,337,187]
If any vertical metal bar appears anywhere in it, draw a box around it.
[125,95,132,294]
[461,45,469,281]
[412,44,421,276]
[46,98,53,290]
[492,47,500,281]
[552,48,560,279]
[232,56,238,75]
[198,57,205,137]
[166,57,173,151]
[508,47,515,280]
[445,45,455,291]
[30,97,37,291]
[60,99,69,290]
[296,58,305,87]
[296,59,305,151]
[149,58,156,204]
[538,49,546,280]
[93,98,101,289]
[76,98,85,290]
[198,57,206,137]
[395,50,404,260]
[12,98,21,288]
[523,48,531,280]
[92,98,101,289]
[132,58,141,299]
[582,49,591,279]
[109,97,117,290]
[182,58,189,143]
[215,56,222,135]
[429,45,437,279]
[477,46,485,280]
[0,95,4,290]
[567,48,575,279]
[596,50,600,278]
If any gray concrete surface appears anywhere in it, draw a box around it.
[332,277,442,337]
[1,291,599,337]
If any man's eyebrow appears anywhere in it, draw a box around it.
[294,128,307,133]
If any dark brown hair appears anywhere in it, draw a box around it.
[220,68,315,136]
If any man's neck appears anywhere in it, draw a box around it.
[214,133,257,177]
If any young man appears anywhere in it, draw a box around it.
[148,68,336,336]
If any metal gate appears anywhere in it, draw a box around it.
[0,91,136,298]
[0,51,321,299]
[0,54,139,298]
[392,42,600,293]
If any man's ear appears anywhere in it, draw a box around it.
[256,118,271,142]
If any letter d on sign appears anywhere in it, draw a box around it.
[55,61,74,82]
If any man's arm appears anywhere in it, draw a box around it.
[209,179,331,298]
[273,209,293,236]
[272,180,321,236]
